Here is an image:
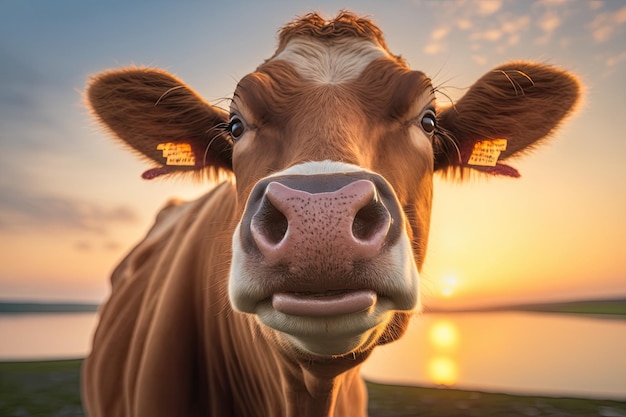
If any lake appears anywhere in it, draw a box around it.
[363,312,626,400]
[0,312,97,361]
[1,311,624,400]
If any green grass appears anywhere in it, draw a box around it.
[366,381,626,417]
[1,360,625,416]
[0,360,84,417]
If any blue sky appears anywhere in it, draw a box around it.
[1,0,625,305]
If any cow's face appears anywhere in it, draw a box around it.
[227,34,435,357]
[86,12,580,361]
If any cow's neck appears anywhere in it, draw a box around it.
[208,311,368,417]
[278,347,369,417]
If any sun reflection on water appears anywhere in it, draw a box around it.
[429,320,458,350]
[427,320,460,386]
[428,356,458,386]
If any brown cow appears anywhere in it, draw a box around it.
[82,11,580,417]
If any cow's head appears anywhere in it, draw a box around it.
[88,12,580,360]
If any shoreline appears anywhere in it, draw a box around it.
[2,297,625,316]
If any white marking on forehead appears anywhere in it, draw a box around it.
[269,160,367,177]
[272,37,391,84]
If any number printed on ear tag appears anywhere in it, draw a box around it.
[157,143,196,166]
[467,139,508,167]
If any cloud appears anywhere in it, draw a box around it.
[472,55,488,66]
[424,42,446,55]
[431,27,450,41]
[534,12,561,44]
[423,25,451,55]
[588,0,603,10]
[0,185,140,235]
[477,0,502,16]
[606,51,626,68]
[537,0,571,5]
[74,241,94,251]
[500,15,531,34]
[456,19,472,30]
[539,13,561,33]
[0,49,53,141]
[103,241,123,251]
[74,240,124,252]
[470,14,530,51]
[588,6,626,42]
[423,3,534,58]
[507,34,521,46]
[470,29,503,42]
[0,46,78,169]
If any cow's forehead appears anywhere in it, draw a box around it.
[233,35,431,126]
[270,37,392,85]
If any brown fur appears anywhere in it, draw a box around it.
[87,68,232,180]
[273,11,404,65]
[436,61,581,176]
[83,11,581,417]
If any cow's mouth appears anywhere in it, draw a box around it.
[272,289,377,317]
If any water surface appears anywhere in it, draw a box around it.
[1,311,624,399]
[363,312,626,400]
[0,313,97,360]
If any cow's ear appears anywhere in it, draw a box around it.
[434,62,581,178]
[88,68,231,180]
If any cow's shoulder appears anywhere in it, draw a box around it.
[110,181,236,285]
[84,181,238,416]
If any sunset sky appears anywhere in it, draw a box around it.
[1,0,625,308]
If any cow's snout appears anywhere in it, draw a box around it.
[251,179,391,266]
[231,167,419,350]
[240,173,402,275]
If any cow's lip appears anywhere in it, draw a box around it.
[272,289,377,317]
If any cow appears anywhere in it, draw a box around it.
[82,11,580,417]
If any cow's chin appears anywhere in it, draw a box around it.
[255,300,395,357]
[229,222,421,357]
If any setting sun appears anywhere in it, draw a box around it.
[440,275,458,297]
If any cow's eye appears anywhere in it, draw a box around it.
[228,116,246,140]
[420,110,437,134]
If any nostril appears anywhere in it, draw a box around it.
[252,199,288,246]
[352,200,391,242]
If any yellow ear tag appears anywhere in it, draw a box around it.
[157,143,196,166]
[467,139,508,167]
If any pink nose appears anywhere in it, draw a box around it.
[250,180,391,269]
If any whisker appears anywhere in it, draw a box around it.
[437,127,462,165]
[203,123,230,165]
[433,86,458,113]
[210,96,234,113]
[497,69,519,95]
[430,78,463,166]
[514,70,535,87]
[155,85,186,106]
[495,69,530,97]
